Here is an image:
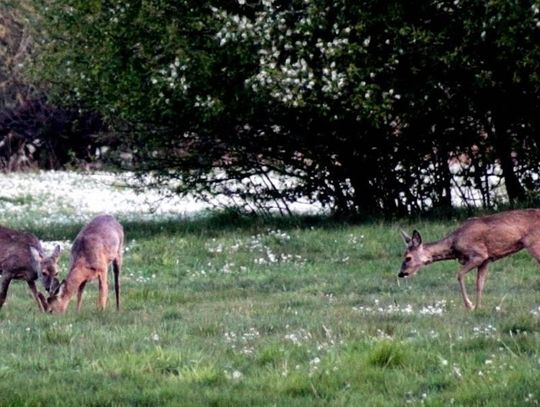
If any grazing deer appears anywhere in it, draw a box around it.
[0,226,61,311]
[399,208,540,310]
[47,214,123,313]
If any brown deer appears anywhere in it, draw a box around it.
[399,208,540,310]
[47,214,123,313]
[0,226,61,311]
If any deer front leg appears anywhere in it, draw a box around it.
[27,280,46,312]
[97,269,108,310]
[474,262,489,310]
[0,275,12,309]
[76,281,87,312]
[457,264,476,310]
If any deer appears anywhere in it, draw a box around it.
[399,208,540,310]
[47,214,123,313]
[0,225,61,312]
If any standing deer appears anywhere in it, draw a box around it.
[47,214,123,313]
[399,208,540,310]
[0,226,61,311]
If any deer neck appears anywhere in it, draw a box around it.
[57,270,81,305]
[423,237,455,263]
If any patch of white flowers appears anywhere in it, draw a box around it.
[530,305,540,316]
[0,171,208,224]
[107,3,129,25]
[284,327,312,346]
[205,229,305,272]
[126,272,156,284]
[353,300,447,316]
[224,369,244,381]
[472,324,497,338]
[0,171,322,228]
[215,1,354,107]
[150,56,189,96]
[224,327,260,356]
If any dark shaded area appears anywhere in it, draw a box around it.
[0,98,106,170]
[0,6,109,170]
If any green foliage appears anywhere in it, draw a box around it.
[368,340,410,368]
[20,1,540,215]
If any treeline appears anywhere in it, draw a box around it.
[0,4,106,170]
[6,1,540,215]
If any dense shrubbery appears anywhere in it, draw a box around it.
[12,1,540,214]
[0,3,107,169]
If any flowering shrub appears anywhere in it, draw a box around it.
[23,0,540,215]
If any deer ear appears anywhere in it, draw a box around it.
[51,245,61,261]
[29,246,42,263]
[411,230,422,247]
[400,230,411,245]
[49,277,61,295]
[50,279,65,297]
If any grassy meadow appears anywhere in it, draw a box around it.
[0,173,538,406]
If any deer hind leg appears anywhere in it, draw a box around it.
[525,243,540,264]
[474,261,489,310]
[97,268,108,310]
[0,275,12,309]
[27,280,46,312]
[76,281,88,312]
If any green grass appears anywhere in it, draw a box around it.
[0,212,538,406]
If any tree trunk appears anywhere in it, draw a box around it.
[492,120,525,204]
[498,145,525,203]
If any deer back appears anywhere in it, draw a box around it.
[0,226,42,275]
[69,215,123,272]
[450,209,540,259]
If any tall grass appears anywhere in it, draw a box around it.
[0,211,537,406]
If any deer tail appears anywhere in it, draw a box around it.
[113,258,121,311]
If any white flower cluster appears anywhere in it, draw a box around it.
[353,300,447,316]
[215,1,352,106]
[193,95,217,109]
[224,369,244,381]
[284,327,312,346]
[126,272,156,284]
[0,171,212,225]
[107,3,129,25]
[150,56,189,99]
[353,303,413,315]
[472,324,497,338]
[206,229,304,268]
[530,305,540,316]
[224,327,260,355]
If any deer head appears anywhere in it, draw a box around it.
[46,281,68,313]
[398,230,429,277]
[30,245,61,295]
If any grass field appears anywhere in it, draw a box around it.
[0,173,538,406]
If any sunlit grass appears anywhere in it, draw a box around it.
[0,176,537,405]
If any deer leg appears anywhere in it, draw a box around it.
[97,269,108,310]
[76,281,88,312]
[0,275,12,309]
[474,262,489,310]
[457,263,477,310]
[526,243,540,264]
[27,280,46,312]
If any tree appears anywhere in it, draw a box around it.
[24,0,540,214]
